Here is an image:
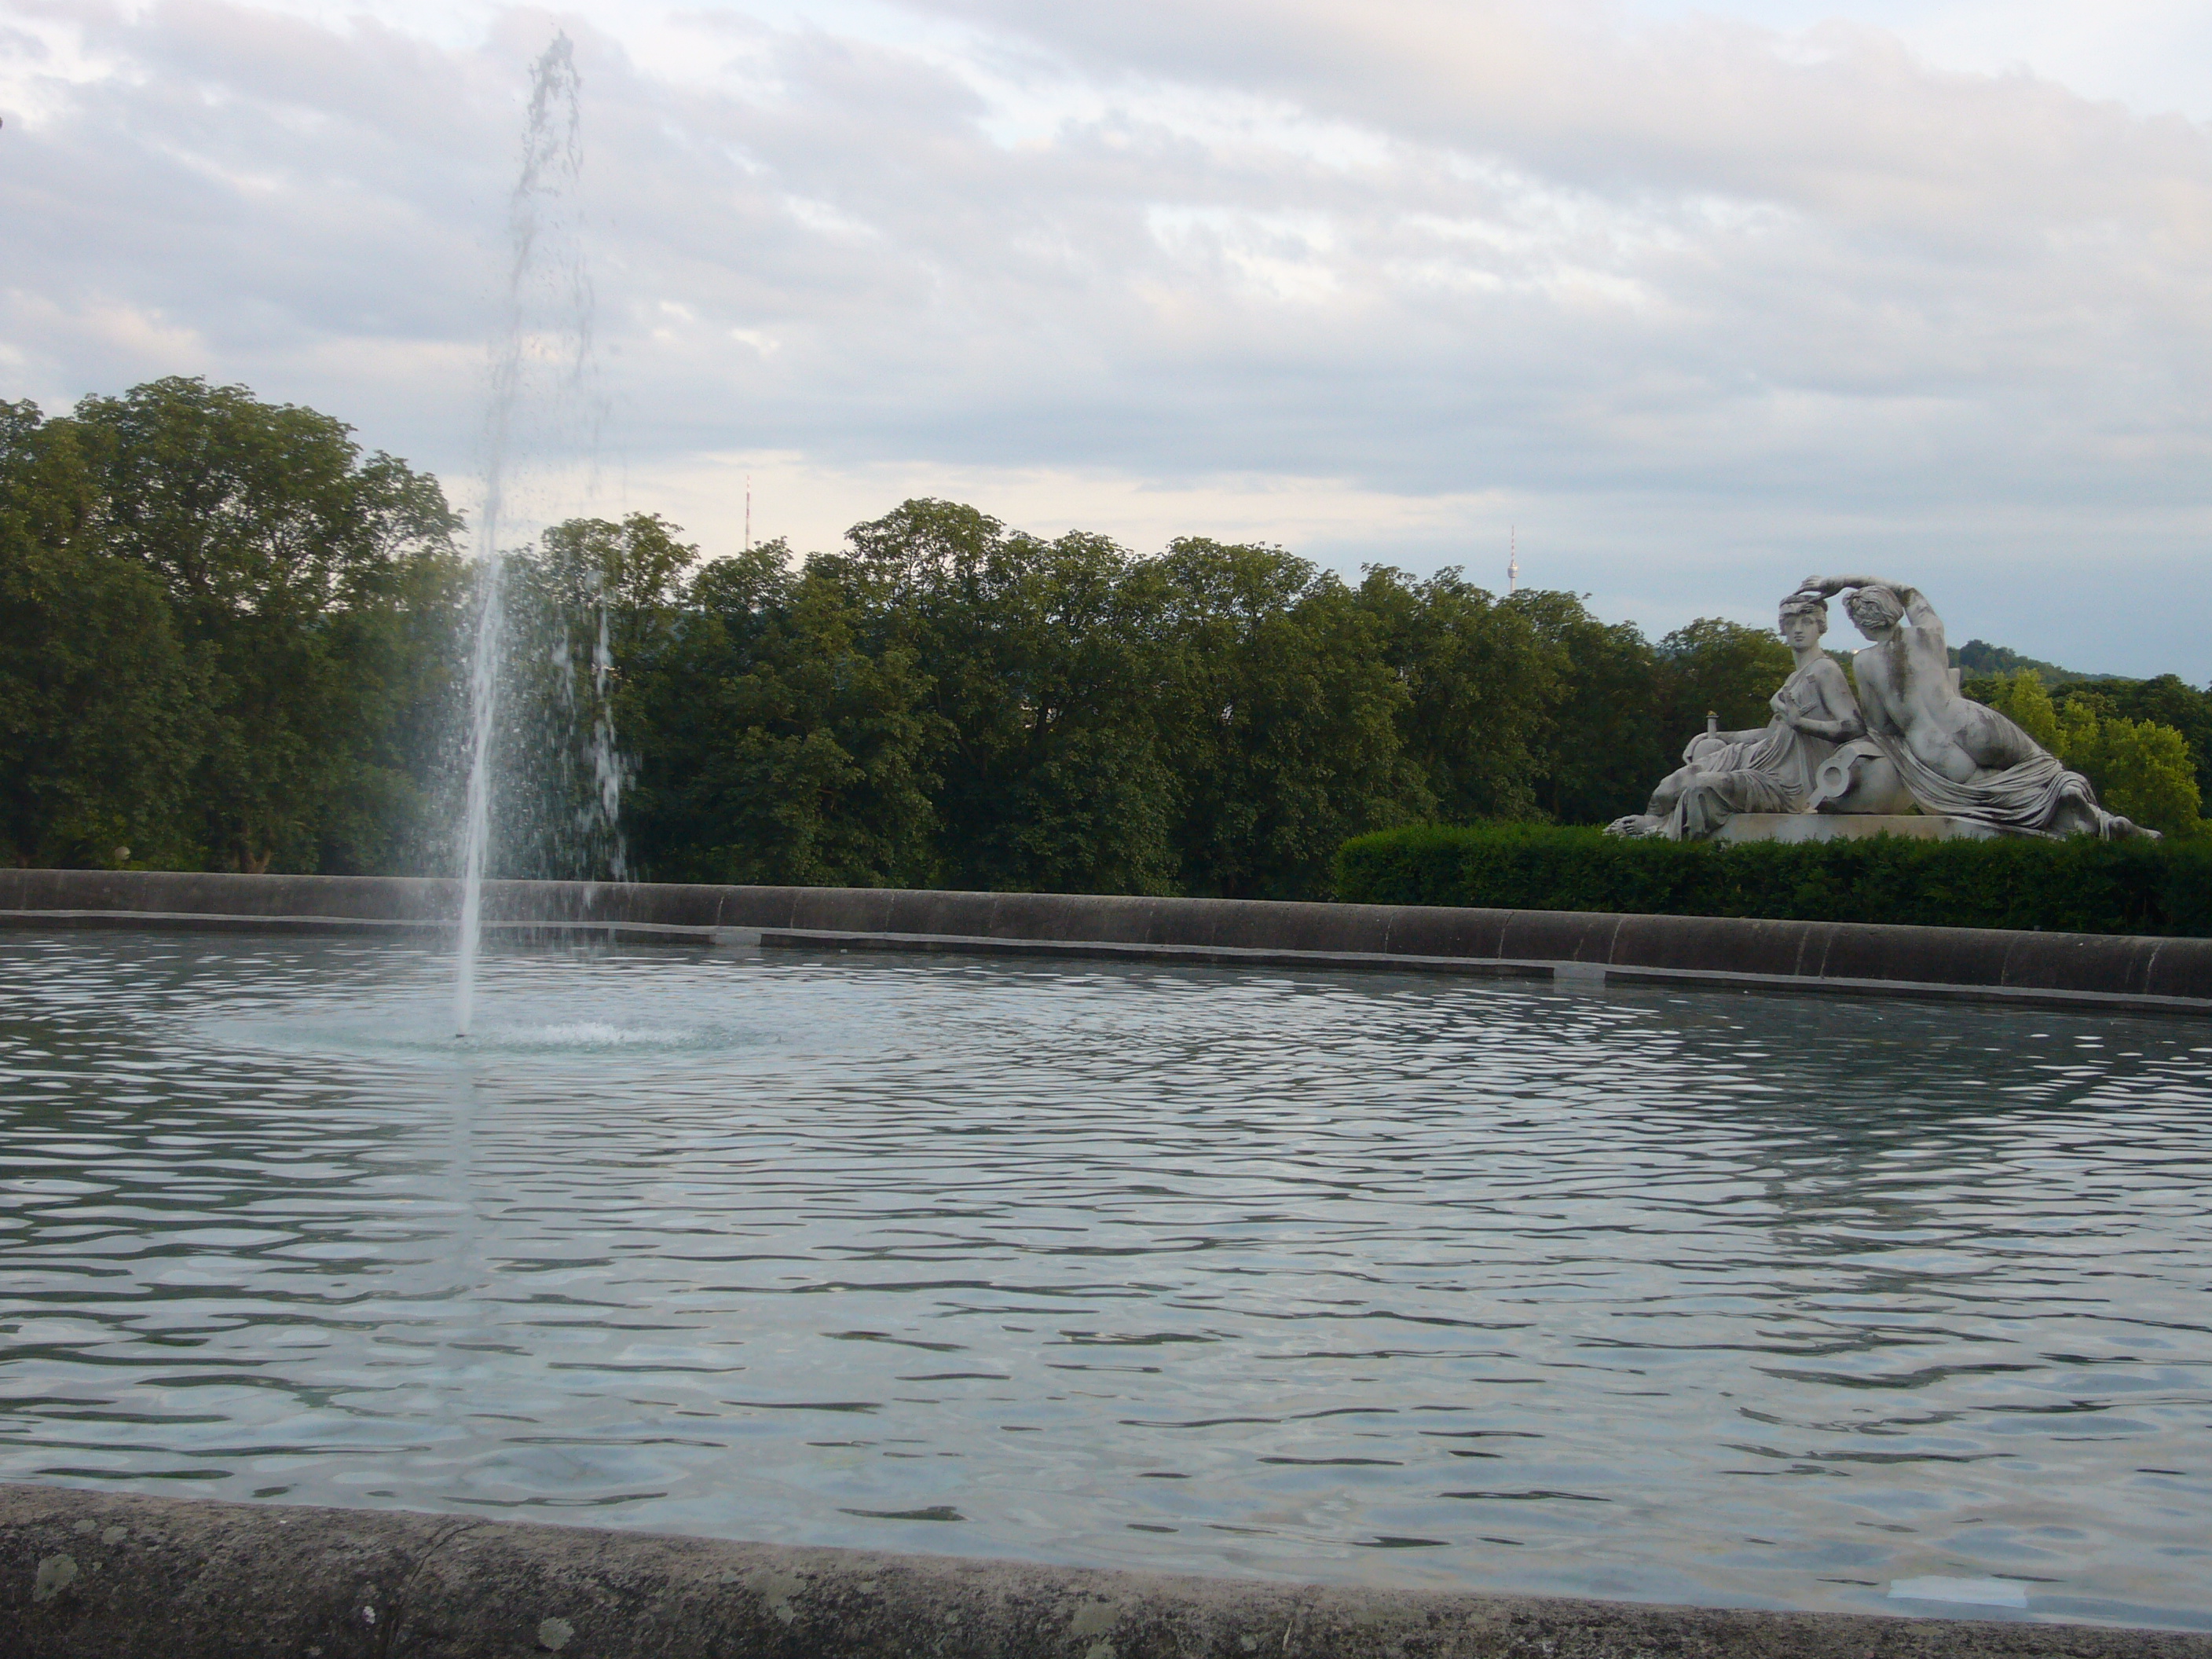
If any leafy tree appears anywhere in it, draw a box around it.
[1156,538,1426,897]
[2053,698,2103,791]
[1973,668,2200,837]
[313,540,474,875]
[1656,617,1794,742]
[0,400,200,866]
[1979,668,2063,752]
[72,377,463,872]
[2089,675,2212,802]
[532,513,698,664]
[1508,591,1669,825]
[1972,666,2212,807]
[2095,723,2197,834]
[1357,567,1563,823]
[2070,716,2203,837]
[630,540,943,886]
[844,500,1180,894]
[489,514,702,881]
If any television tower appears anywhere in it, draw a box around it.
[745,475,753,551]
[1507,525,1518,595]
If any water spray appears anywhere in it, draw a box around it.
[455,33,591,1037]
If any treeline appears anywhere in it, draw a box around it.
[511,504,1902,896]
[5,379,2207,896]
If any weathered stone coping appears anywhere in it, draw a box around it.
[3,1483,2203,1659]
[2,868,2208,1016]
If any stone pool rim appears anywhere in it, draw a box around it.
[2,867,2209,1016]
[4,1482,2206,1659]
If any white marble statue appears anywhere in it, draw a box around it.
[1608,591,1867,840]
[1796,573,2155,840]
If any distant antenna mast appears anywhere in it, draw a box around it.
[1507,525,1518,595]
[745,475,753,551]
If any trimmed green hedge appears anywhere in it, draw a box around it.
[1332,822,2212,937]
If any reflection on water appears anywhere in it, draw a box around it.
[2,930,2209,1628]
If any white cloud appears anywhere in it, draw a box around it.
[1625,0,2212,123]
[1,0,2208,675]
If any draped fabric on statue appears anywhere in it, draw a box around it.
[1866,733,2116,839]
[1662,685,1831,840]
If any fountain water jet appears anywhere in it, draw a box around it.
[455,33,614,1035]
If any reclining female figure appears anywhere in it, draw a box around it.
[1609,591,1866,840]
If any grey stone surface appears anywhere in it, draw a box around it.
[1808,737,1920,816]
[2,869,2209,1014]
[4,1481,2206,1659]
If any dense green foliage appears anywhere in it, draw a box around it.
[1335,822,2212,937]
[2,381,464,872]
[1969,668,2209,835]
[612,500,1805,896]
[8,377,2209,903]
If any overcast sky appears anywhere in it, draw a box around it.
[4,0,2209,676]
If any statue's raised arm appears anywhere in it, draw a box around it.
[1800,575,1943,650]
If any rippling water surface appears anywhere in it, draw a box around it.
[3,930,2210,1628]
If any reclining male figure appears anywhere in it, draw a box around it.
[1795,573,2152,840]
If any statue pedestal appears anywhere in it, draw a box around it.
[1716,813,1997,844]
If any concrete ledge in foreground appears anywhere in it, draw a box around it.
[1,868,2208,1016]
[2,1483,2203,1659]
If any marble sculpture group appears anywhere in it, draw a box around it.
[1606,576,2155,843]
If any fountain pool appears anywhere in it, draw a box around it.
[2,928,2209,1630]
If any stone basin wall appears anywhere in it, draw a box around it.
[3,1482,2207,1659]
[2,867,2209,1015]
